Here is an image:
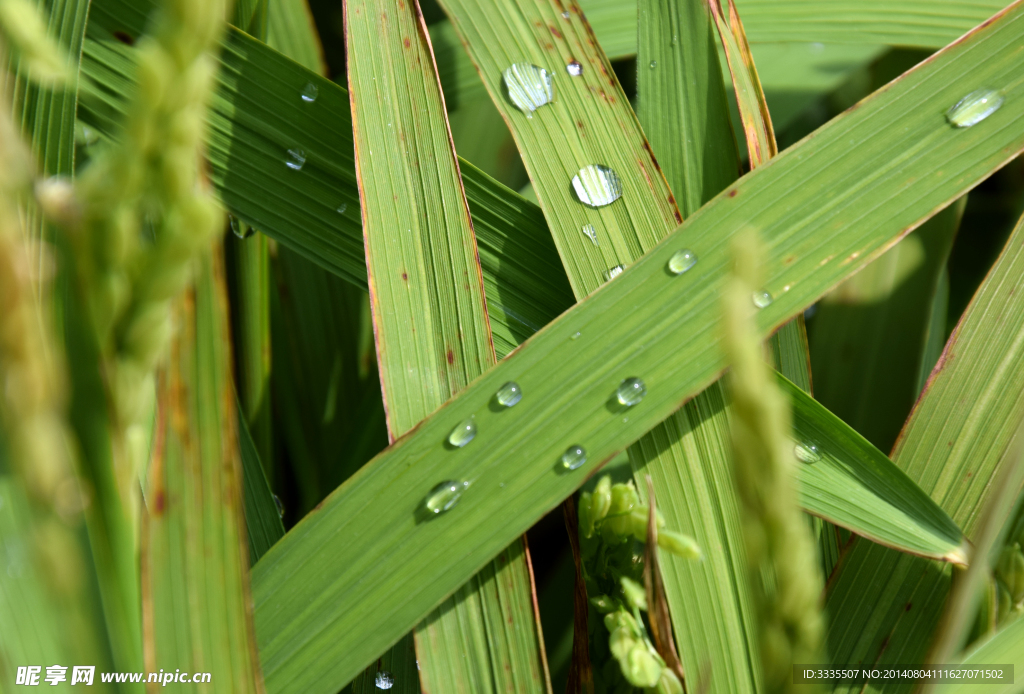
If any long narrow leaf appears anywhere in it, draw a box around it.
[142,252,263,692]
[251,7,1024,690]
[344,0,548,690]
[825,208,1024,691]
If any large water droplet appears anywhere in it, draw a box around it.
[649,60,657,69]
[561,445,587,470]
[752,290,773,308]
[503,63,553,117]
[286,148,306,170]
[375,670,395,690]
[495,381,522,407]
[572,164,622,207]
[946,89,1003,128]
[604,265,626,281]
[425,481,470,515]
[301,82,319,103]
[566,60,582,77]
[794,442,821,463]
[582,223,598,246]
[230,215,254,239]
[448,419,476,447]
[616,377,647,406]
[272,493,285,518]
[667,249,697,275]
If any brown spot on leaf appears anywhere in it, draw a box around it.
[550,26,562,38]
[905,602,912,611]
[113,31,135,45]
[446,349,454,364]
[401,272,408,281]
[153,491,166,515]
[403,37,411,48]
[728,189,738,197]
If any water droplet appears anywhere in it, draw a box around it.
[448,418,476,447]
[425,481,470,515]
[286,148,306,170]
[75,122,98,146]
[229,215,254,239]
[272,494,285,518]
[495,381,522,407]
[604,265,626,281]
[752,290,773,308]
[804,303,817,320]
[946,89,1003,128]
[560,445,587,471]
[571,331,581,340]
[566,60,582,77]
[337,203,348,215]
[616,377,647,406]
[809,42,825,53]
[649,60,657,69]
[301,82,319,103]
[561,10,570,19]
[582,223,598,246]
[667,249,697,275]
[503,63,553,117]
[375,670,395,689]
[572,164,622,207]
[794,442,821,463]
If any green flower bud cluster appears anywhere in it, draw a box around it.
[722,237,825,693]
[579,475,701,560]
[60,0,227,444]
[588,580,682,694]
[579,475,698,692]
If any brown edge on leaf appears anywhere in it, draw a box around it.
[642,476,687,691]
[523,533,556,694]
[562,495,594,694]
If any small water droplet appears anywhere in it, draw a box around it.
[667,249,697,275]
[571,331,581,340]
[794,442,821,463]
[425,480,470,515]
[561,10,570,19]
[566,60,582,76]
[301,82,319,103]
[495,381,522,407]
[616,377,647,406]
[75,122,98,146]
[337,203,348,215]
[809,42,825,53]
[582,223,598,246]
[286,148,306,170]
[649,60,657,69]
[229,215,254,239]
[503,63,553,117]
[448,418,476,447]
[604,265,626,281]
[560,445,587,471]
[752,290,773,308]
[375,670,395,689]
[272,494,285,518]
[572,164,622,207]
[804,303,818,319]
[946,89,1003,128]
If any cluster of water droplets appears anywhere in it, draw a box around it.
[375,670,394,690]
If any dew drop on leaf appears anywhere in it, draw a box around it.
[561,445,587,471]
[616,377,647,407]
[375,670,394,689]
[447,418,476,447]
[425,481,470,515]
[503,63,553,117]
[604,265,626,281]
[794,442,821,463]
[582,223,598,246]
[301,82,318,103]
[667,249,697,275]
[573,164,622,207]
[285,148,306,170]
[272,493,284,518]
[946,88,1003,128]
[752,290,773,308]
[495,381,522,407]
[566,60,582,76]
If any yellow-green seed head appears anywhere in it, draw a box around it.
[620,576,647,611]
[625,645,662,688]
[592,475,612,522]
[578,491,595,538]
